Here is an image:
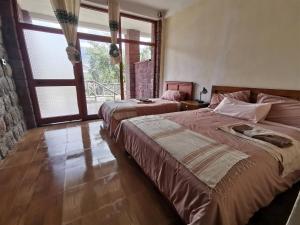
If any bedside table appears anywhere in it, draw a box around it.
[180,100,209,111]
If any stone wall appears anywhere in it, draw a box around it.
[0,0,36,129]
[134,60,154,99]
[0,17,26,159]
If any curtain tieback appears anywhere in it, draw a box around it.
[66,45,81,65]
[109,44,120,58]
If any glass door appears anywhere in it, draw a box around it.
[22,29,81,124]
[79,39,121,116]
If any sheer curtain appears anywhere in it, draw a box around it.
[50,0,81,65]
[108,0,120,64]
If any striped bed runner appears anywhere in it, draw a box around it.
[128,115,249,188]
[105,100,138,120]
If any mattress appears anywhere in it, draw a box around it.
[116,108,300,225]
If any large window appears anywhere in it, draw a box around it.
[15,0,160,125]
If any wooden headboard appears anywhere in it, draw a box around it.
[211,86,300,103]
[165,81,193,100]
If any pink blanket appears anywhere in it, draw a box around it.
[98,99,180,137]
[116,108,300,225]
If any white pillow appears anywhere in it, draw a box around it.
[214,97,272,123]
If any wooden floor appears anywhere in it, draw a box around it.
[0,120,298,225]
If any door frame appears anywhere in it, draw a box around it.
[12,0,160,126]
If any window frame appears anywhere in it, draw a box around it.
[12,0,161,125]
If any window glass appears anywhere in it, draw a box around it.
[23,30,74,79]
[18,0,60,28]
[36,86,79,118]
[78,7,111,37]
[140,45,153,61]
[80,39,121,115]
[121,17,153,43]
[18,0,112,37]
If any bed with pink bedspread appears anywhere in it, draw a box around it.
[99,98,180,137]
[98,81,193,137]
[115,87,300,225]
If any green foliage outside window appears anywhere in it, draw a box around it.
[83,41,152,84]
[84,41,120,83]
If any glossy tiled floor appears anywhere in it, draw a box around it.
[0,120,298,225]
[0,120,182,225]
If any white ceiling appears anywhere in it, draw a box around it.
[18,0,153,35]
[121,0,198,12]
[87,0,199,19]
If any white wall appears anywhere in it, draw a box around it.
[162,0,300,101]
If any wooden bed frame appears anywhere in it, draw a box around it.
[211,85,300,102]
[165,81,194,100]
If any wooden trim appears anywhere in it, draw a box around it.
[80,3,108,13]
[211,85,300,102]
[73,39,88,120]
[12,0,42,125]
[85,114,99,120]
[119,61,125,100]
[118,16,125,100]
[120,13,157,24]
[153,21,158,97]
[20,23,63,34]
[80,3,158,23]
[78,32,111,43]
[120,39,155,46]
[79,34,155,46]
[39,115,81,125]
[33,80,76,86]
[155,20,162,97]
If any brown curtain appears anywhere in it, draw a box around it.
[50,0,81,65]
[108,0,120,64]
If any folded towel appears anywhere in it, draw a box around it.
[137,98,154,104]
[252,135,292,148]
[232,124,292,148]
[232,124,253,133]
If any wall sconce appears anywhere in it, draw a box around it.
[199,87,208,103]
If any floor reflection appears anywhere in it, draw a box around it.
[0,120,298,225]
[0,120,182,225]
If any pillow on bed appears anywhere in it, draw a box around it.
[209,90,251,109]
[214,97,272,123]
[257,93,300,128]
[161,90,185,101]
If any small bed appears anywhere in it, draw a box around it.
[116,86,300,225]
[98,81,193,137]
